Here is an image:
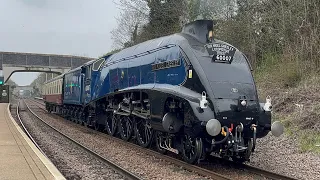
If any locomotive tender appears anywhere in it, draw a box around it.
[43,20,284,164]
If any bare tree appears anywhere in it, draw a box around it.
[187,0,237,22]
[111,0,189,48]
[111,0,149,49]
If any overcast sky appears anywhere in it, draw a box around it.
[0,0,121,85]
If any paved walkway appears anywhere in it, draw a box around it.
[0,103,65,180]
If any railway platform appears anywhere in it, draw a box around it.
[0,103,65,180]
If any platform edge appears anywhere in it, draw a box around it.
[7,103,66,180]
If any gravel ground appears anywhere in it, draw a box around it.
[247,133,320,180]
[17,101,127,180]
[25,100,270,180]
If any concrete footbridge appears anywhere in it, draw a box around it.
[0,51,94,83]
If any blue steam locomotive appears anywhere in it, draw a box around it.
[43,20,284,164]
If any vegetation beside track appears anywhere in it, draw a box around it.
[254,59,320,153]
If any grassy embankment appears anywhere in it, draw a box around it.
[253,54,320,153]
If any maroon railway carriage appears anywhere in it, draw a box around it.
[43,74,64,113]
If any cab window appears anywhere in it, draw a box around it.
[93,58,105,71]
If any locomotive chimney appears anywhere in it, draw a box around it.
[181,20,215,44]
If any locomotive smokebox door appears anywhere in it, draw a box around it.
[0,85,9,103]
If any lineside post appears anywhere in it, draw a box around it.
[0,84,9,103]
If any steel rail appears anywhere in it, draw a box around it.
[23,100,143,180]
[238,163,297,180]
[30,99,298,180]
[128,145,232,180]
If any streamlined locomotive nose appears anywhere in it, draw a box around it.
[206,81,259,124]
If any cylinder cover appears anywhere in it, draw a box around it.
[162,112,183,133]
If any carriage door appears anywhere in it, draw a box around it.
[83,65,92,104]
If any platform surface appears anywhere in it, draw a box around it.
[0,103,65,180]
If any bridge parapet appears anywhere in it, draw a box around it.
[0,51,93,69]
[0,51,95,83]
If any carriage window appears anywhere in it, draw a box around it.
[93,58,105,71]
[60,80,62,94]
[86,65,92,77]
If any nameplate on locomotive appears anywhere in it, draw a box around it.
[205,43,236,63]
[152,59,181,71]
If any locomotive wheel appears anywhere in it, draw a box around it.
[80,114,85,125]
[83,115,89,127]
[72,110,77,122]
[181,135,203,164]
[94,117,105,132]
[232,138,253,163]
[105,113,118,136]
[47,106,52,113]
[94,113,105,132]
[62,108,66,118]
[76,112,82,124]
[66,108,70,119]
[66,108,71,120]
[232,155,246,164]
[134,118,153,148]
[155,131,167,154]
[118,116,133,141]
[94,122,104,132]
[72,113,77,122]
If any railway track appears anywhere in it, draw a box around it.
[19,99,143,180]
[205,155,297,180]
[240,165,297,180]
[16,101,49,158]
[27,99,298,180]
